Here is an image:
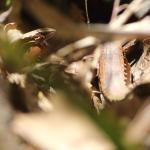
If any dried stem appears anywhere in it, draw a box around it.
[85,0,90,25]
[110,0,120,23]
[109,0,144,28]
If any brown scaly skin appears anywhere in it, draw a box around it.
[98,41,130,101]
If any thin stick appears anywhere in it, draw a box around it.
[85,0,90,25]
[110,0,120,23]
[110,0,144,28]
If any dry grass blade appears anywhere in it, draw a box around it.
[125,100,150,144]
[11,93,115,150]
[109,0,145,28]
[0,7,12,23]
